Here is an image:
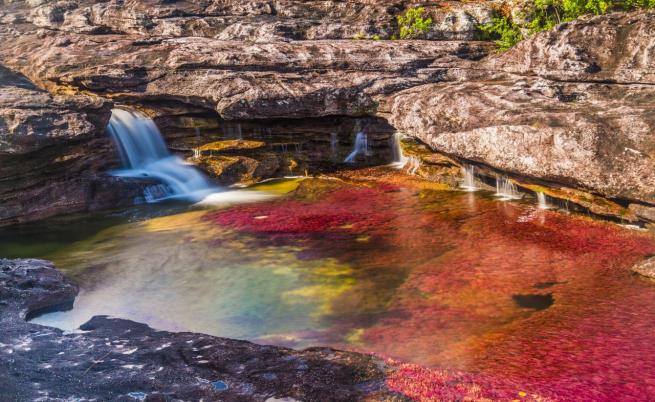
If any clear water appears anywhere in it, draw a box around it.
[5,175,655,400]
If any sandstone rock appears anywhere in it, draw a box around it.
[389,76,655,205]
[19,0,495,41]
[0,65,146,225]
[0,31,491,120]
[0,258,400,401]
[632,256,655,279]
[0,65,111,154]
[489,11,655,85]
[629,203,655,222]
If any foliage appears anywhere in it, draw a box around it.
[479,0,655,51]
[397,7,433,39]
[479,14,524,50]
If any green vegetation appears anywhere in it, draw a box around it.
[479,0,655,50]
[396,6,433,39]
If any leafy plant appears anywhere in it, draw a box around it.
[478,0,655,51]
[397,7,433,39]
[479,15,524,51]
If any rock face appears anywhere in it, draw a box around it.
[0,32,490,120]
[6,0,494,41]
[632,256,655,279]
[1,1,655,224]
[0,65,150,226]
[388,11,655,213]
[0,258,402,401]
[389,78,655,204]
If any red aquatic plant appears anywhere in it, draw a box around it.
[205,186,400,236]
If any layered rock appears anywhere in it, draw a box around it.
[388,11,655,217]
[0,65,150,226]
[9,0,495,40]
[0,31,491,120]
[0,258,401,401]
[2,1,655,224]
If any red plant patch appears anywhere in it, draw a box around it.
[205,186,400,236]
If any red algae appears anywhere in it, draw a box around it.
[206,180,655,401]
[205,186,400,236]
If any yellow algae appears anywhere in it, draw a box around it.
[281,260,357,316]
[248,177,305,194]
[196,139,265,152]
[345,328,365,345]
[142,210,209,233]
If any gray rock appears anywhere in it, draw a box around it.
[0,259,398,401]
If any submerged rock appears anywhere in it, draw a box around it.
[0,258,400,401]
[632,257,655,279]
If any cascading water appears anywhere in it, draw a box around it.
[537,192,550,209]
[344,131,371,163]
[108,108,217,202]
[330,132,339,160]
[406,156,421,175]
[390,132,409,168]
[223,123,243,140]
[460,164,478,191]
[495,175,521,200]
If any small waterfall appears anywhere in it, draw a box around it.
[344,131,370,163]
[537,192,550,209]
[108,109,216,202]
[330,132,338,159]
[495,175,521,200]
[193,148,201,158]
[390,132,409,168]
[406,156,421,175]
[223,123,242,140]
[460,165,478,192]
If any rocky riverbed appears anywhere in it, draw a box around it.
[0,258,406,401]
[2,1,655,400]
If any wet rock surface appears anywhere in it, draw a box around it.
[0,258,401,401]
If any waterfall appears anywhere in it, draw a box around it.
[108,109,217,202]
[344,131,370,163]
[390,132,409,168]
[495,175,521,200]
[460,165,478,191]
[223,123,242,140]
[330,132,338,159]
[537,192,550,209]
[406,156,421,175]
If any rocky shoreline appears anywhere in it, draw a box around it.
[0,258,406,401]
[1,1,655,226]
